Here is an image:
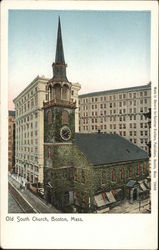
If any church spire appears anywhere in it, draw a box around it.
[55,17,65,64]
[52,17,68,82]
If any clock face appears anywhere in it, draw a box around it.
[60,126,72,141]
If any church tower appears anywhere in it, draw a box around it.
[43,18,76,207]
[44,17,76,144]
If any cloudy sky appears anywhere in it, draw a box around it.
[8,10,150,110]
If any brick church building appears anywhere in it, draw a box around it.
[43,18,150,213]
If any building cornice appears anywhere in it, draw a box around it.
[13,76,49,103]
[79,82,151,98]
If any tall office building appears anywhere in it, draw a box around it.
[13,76,48,185]
[79,83,151,152]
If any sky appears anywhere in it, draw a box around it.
[8,10,150,110]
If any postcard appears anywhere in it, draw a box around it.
[0,1,158,249]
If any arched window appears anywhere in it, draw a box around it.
[143,162,146,175]
[54,84,61,100]
[47,111,52,124]
[129,166,132,177]
[62,84,69,100]
[121,167,124,180]
[112,169,116,181]
[62,110,69,125]
[136,162,140,176]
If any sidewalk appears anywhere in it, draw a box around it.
[108,198,151,213]
[8,174,61,213]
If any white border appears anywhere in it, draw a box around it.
[1,1,158,249]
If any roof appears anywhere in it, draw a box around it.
[74,133,148,166]
[8,110,15,116]
[79,82,151,98]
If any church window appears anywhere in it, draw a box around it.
[54,84,61,100]
[82,169,85,184]
[47,111,52,124]
[101,171,105,184]
[129,166,132,177]
[62,84,69,100]
[121,168,124,179]
[136,163,140,176]
[62,110,69,125]
[112,169,116,181]
[143,162,146,175]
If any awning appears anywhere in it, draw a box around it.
[126,180,138,188]
[94,194,106,207]
[138,181,148,192]
[106,191,116,203]
[97,207,110,213]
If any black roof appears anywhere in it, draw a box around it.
[74,133,148,166]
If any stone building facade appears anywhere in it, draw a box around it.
[79,83,151,153]
[8,111,15,172]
